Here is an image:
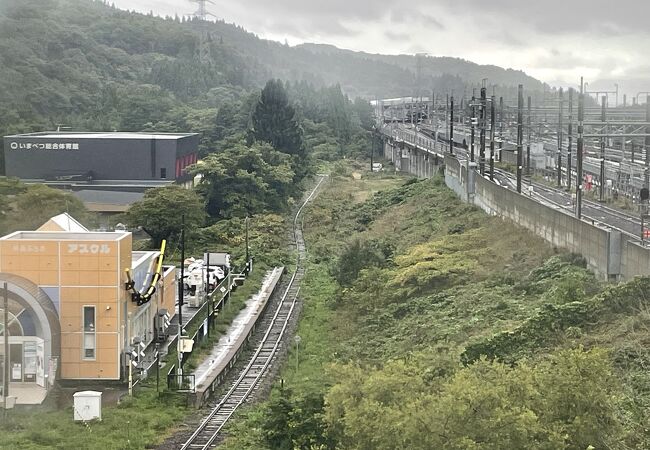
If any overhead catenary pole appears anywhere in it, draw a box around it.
[470,94,476,162]
[646,95,650,191]
[567,88,574,191]
[557,88,564,187]
[445,94,449,151]
[516,84,524,193]
[577,78,585,219]
[449,96,454,155]
[600,96,606,202]
[498,96,504,162]
[479,87,487,175]
[490,95,495,180]
[527,96,532,175]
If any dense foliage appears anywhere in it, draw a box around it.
[221,173,650,450]
[0,178,88,233]
[192,141,295,219]
[125,185,206,248]
[0,0,548,173]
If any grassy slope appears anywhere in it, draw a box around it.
[220,166,650,448]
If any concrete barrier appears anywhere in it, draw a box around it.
[383,140,444,178]
[473,175,612,278]
[442,155,650,281]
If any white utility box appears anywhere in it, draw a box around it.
[73,391,102,422]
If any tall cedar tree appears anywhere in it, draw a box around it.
[251,80,306,179]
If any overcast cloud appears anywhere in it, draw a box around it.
[113,0,650,95]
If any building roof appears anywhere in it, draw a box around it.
[1,231,129,241]
[4,131,197,140]
[37,213,89,232]
[72,190,145,213]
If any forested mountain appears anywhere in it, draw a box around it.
[0,0,546,136]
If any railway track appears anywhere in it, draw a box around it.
[179,176,325,450]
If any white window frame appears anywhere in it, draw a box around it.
[82,305,96,361]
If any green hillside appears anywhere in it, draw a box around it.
[0,0,546,137]
[218,168,650,450]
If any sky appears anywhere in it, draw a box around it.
[113,0,650,98]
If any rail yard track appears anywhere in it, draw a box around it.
[179,176,325,450]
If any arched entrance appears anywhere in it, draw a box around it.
[0,274,60,404]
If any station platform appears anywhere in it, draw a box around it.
[133,266,284,405]
[2,383,47,406]
[192,267,284,390]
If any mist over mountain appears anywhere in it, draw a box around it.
[0,0,549,142]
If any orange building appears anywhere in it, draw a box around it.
[0,214,175,404]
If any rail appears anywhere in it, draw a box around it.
[180,176,325,449]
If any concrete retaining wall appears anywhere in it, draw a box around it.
[385,137,650,280]
[621,239,650,278]
[383,140,444,178]
[473,174,612,278]
[441,153,650,281]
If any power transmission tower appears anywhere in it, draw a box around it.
[188,0,217,63]
[189,0,215,21]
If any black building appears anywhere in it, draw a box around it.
[3,132,199,183]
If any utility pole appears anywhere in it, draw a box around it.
[490,95,495,180]
[245,216,250,272]
[470,95,476,162]
[557,88,564,187]
[177,214,185,377]
[370,127,375,172]
[3,283,8,405]
[527,96,532,175]
[567,88,574,191]
[450,96,454,155]
[516,84,524,193]
[577,78,585,219]
[600,96,606,202]
[480,87,487,175]
[205,251,210,338]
